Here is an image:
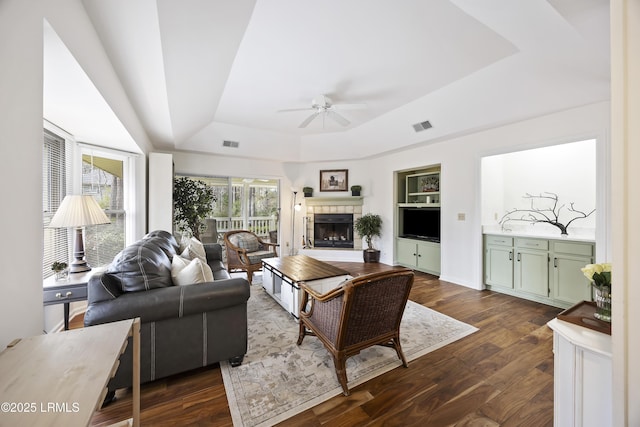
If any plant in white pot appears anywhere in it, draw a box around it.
[354,213,382,263]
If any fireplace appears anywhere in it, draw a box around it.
[314,213,354,248]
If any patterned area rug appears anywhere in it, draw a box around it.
[220,279,477,427]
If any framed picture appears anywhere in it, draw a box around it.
[420,175,439,192]
[320,169,348,192]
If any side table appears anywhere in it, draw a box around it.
[0,318,140,426]
[43,268,103,330]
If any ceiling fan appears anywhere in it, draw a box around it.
[278,95,365,128]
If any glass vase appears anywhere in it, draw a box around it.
[593,285,611,323]
[55,269,69,282]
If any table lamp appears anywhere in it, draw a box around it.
[48,195,111,273]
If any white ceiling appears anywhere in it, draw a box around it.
[44,0,610,162]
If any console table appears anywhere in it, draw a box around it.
[262,255,351,319]
[0,318,140,426]
[43,268,103,330]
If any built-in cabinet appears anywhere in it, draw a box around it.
[484,234,593,308]
[396,238,441,275]
[547,318,612,427]
[395,165,441,275]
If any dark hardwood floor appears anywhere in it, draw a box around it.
[81,262,561,426]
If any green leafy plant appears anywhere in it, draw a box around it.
[303,187,313,196]
[51,261,68,272]
[581,263,612,289]
[354,213,382,250]
[350,185,362,192]
[173,177,216,240]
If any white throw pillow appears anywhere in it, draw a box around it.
[171,255,214,286]
[180,237,207,262]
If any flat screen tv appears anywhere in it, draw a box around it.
[401,208,440,242]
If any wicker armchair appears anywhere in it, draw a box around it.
[224,230,278,284]
[297,268,415,395]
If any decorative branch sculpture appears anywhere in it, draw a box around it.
[499,192,595,235]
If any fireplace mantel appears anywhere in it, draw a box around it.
[304,196,363,207]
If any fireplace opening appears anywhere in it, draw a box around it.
[314,214,354,248]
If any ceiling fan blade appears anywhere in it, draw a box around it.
[299,112,320,128]
[326,110,350,126]
[277,107,314,113]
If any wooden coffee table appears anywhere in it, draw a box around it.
[262,255,352,319]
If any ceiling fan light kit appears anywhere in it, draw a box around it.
[278,94,365,129]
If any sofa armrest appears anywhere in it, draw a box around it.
[84,277,250,326]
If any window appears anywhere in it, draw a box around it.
[81,150,127,268]
[177,175,280,242]
[42,125,134,279]
[42,129,71,279]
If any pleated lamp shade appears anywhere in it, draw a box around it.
[49,195,110,273]
[49,195,110,228]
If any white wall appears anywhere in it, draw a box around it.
[0,0,47,346]
[611,0,640,424]
[0,0,151,347]
[481,139,597,234]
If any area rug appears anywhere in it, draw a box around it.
[220,280,478,427]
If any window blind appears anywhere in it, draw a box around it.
[42,129,71,279]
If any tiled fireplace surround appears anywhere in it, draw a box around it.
[304,197,364,251]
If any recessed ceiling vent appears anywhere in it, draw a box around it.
[223,140,239,148]
[412,120,432,132]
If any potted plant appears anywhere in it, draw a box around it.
[51,261,68,281]
[173,177,216,240]
[354,213,382,263]
[303,187,313,197]
[350,185,362,196]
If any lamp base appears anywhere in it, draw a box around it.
[70,226,91,273]
[69,259,91,274]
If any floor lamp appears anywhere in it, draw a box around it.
[48,195,111,273]
[291,191,301,256]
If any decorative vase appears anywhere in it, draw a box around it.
[55,269,69,282]
[593,286,611,322]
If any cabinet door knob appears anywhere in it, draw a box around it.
[517,253,521,262]
[509,251,513,261]
[66,291,72,297]
[554,257,558,268]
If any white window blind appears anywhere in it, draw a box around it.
[42,129,71,279]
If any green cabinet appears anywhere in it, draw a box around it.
[484,236,514,289]
[550,241,593,304]
[483,234,594,308]
[514,238,549,297]
[396,238,441,275]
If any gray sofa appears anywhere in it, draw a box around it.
[84,230,250,397]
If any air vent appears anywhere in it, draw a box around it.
[412,120,432,132]
[223,140,239,148]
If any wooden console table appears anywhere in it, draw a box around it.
[262,255,351,319]
[0,318,140,427]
